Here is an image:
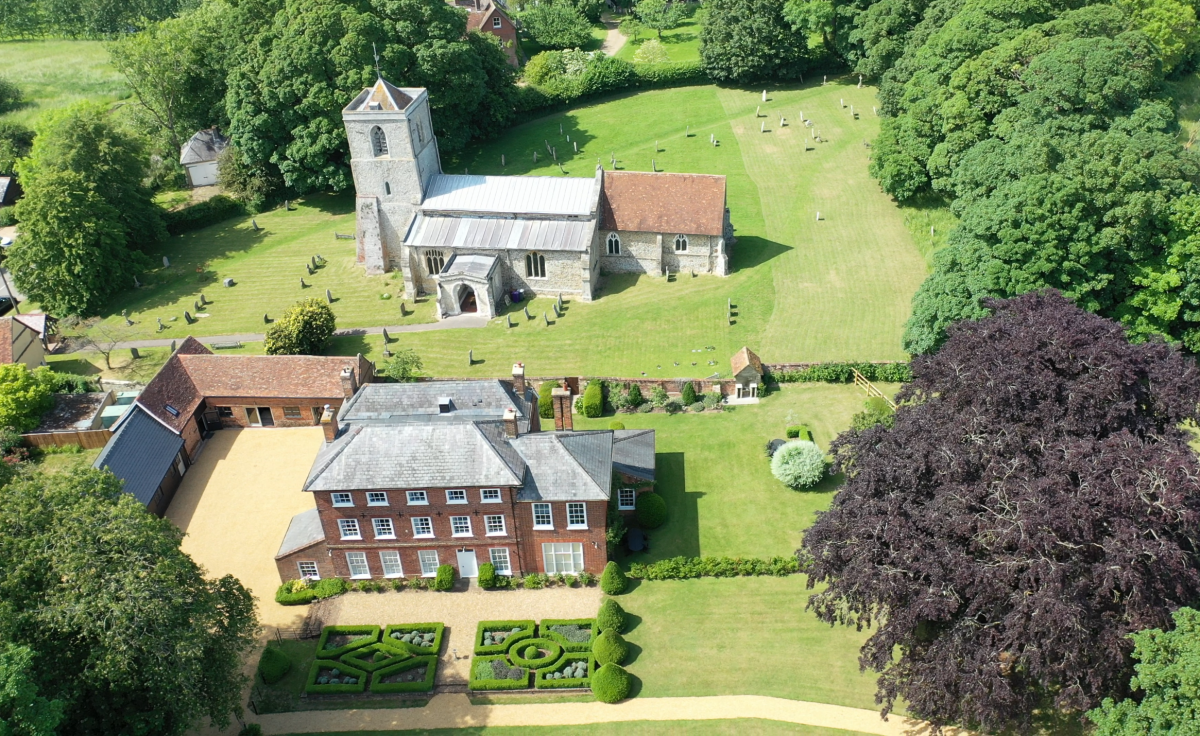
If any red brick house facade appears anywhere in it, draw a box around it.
[460,0,520,66]
[276,367,655,582]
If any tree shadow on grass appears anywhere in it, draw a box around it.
[300,191,356,217]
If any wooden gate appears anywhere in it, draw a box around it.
[852,369,896,410]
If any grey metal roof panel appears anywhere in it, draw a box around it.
[304,423,524,491]
[93,405,184,506]
[512,431,611,502]
[276,508,324,557]
[405,213,594,253]
[339,381,532,429]
[420,174,597,217]
[612,429,655,481]
[442,253,498,279]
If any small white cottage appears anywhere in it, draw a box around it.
[180,129,229,188]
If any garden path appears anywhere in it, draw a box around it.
[75,313,487,351]
[248,693,969,735]
[599,14,627,56]
[311,583,603,685]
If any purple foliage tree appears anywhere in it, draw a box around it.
[803,290,1200,732]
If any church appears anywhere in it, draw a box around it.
[343,78,735,320]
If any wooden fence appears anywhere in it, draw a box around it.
[22,429,112,449]
[852,368,896,410]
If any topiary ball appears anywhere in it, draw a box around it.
[609,420,626,430]
[524,645,539,660]
[592,663,632,703]
[635,492,667,529]
[600,561,628,595]
[593,629,630,666]
[597,598,627,634]
[770,440,827,490]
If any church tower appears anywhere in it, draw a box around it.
[342,78,441,291]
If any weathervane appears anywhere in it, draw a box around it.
[373,42,382,80]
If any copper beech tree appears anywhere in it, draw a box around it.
[803,291,1200,732]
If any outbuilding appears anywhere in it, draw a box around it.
[730,346,763,400]
[180,128,229,188]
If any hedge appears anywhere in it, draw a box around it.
[593,630,629,666]
[257,645,291,685]
[597,598,626,634]
[382,623,444,655]
[582,380,603,418]
[434,564,456,591]
[516,58,707,115]
[627,555,803,580]
[368,655,438,693]
[469,655,531,691]
[600,561,628,595]
[475,620,536,655]
[592,663,633,703]
[304,659,368,694]
[539,619,597,652]
[274,576,347,605]
[163,194,245,236]
[535,654,595,689]
[340,642,410,672]
[538,381,556,420]
[635,492,667,529]
[479,562,497,589]
[786,425,813,441]
[315,625,380,659]
[507,637,563,669]
[769,362,912,384]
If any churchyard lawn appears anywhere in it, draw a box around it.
[0,40,129,127]
[276,721,877,735]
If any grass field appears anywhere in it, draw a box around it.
[278,722,876,736]
[614,14,703,63]
[0,39,129,127]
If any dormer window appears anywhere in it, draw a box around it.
[438,397,452,414]
[165,404,180,417]
[370,126,388,157]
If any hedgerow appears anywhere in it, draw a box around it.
[627,555,803,580]
[582,380,604,418]
[770,362,912,384]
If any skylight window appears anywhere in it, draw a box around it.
[165,404,180,417]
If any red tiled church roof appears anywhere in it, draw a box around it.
[599,170,727,237]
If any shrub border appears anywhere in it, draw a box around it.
[340,642,411,672]
[369,655,438,693]
[539,619,597,652]
[535,653,596,689]
[304,659,368,694]
[315,625,380,659]
[382,623,444,655]
[468,654,531,691]
[474,620,535,655]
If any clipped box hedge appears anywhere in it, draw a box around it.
[539,619,597,653]
[474,620,535,655]
[507,638,562,669]
[369,655,437,693]
[469,655,531,691]
[315,625,380,659]
[304,659,368,694]
[340,642,410,672]
[535,654,595,689]
[382,623,444,655]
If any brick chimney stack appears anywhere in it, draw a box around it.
[551,387,572,431]
[320,404,339,442]
[503,406,519,438]
[340,367,357,398]
[512,362,526,395]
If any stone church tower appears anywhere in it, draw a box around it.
[342,77,441,291]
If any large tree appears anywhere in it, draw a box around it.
[804,291,1200,732]
[519,2,593,49]
[699,0,811,82]
[0,466,258,736]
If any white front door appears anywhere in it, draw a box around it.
[456,549,479,578]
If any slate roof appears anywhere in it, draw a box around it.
[731,346,763,378]
[344,78,420,113]
[612,429,655,481]
[339,380,533,430]
[276,508,325,557]
[421,174,598,217]
[405,213,595,253]
[512,431,613,501]
[304,422,524,491]
[600,170,726,236]
[93,405,184,505]
[180,129,229,166]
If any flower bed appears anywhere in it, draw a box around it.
[369,655,437,693]
[474,620,535,655]
[468,618,597,693]
[535,654,595,689]
[469,655,531,691]
[304,623,440,697]
[382,623,444,655]
[304,660,368,694]
[340,642,409,672]
[315,625,380,659]
[540,619,597,652]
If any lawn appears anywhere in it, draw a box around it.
[574,383,885,560]
[277,722,876,736]
[0,39,129,127]
[614,13,703,63]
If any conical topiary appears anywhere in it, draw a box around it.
[597,598,626,634]
[593,629,629,666]
[681,381,697,405]
[600,561,628,595]
[592,663,632,703]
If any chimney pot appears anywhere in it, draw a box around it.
[320,404,339,442]
[503,406,518,438]
[551,387,572,431]
[512,362,526,395]
[340,367,357,398]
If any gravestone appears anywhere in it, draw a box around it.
[312,256,318,269]
[133,276,141,288]
[760,121,764,133]
[573,141,577,153]
[816,211,820,221]
[533,151,538,162]
[553,302,560,317]
[506,314,512,328]
[300,278,307,287]
[823,75,827,85]
[170,340,176,352]
[223,278,234,287]
[502,154,506,166]
[184,311,193,324]
[130,347,140,359]
[194,300,200,313]
[756,105,760,117]
[557,293,563,310]
[122,309,133,327]
[400,301,406,316]
[468,349,473,365]
[306,264,313,275]
[156,318,164,332]
[382,328,390,343]
[523,305,530,320]
[200,293,207,305]
[544,312,550,325]
[762,89,767,102]
[252,219,260,231]
[326,289,333,304]
[264,313,269,324]
[162,256,170,268]
[858,74,863,88]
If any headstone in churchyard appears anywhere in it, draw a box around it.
[468,349,473,365]
[506,314,512,328]
[312,256,318,269]
[686,125,689,136]
[756,105,760,117]
[130,347,140,359]
[224,277,234,287]
[544,312,550,326]
[382,347,391,358]
[850,105,854,116]
[553,302,560,317]
[122,310,133,326]
[762,89,767,101]
[652,158,656,171]
[194,301,200,313]
[184,311,193,324]
[816,211,820,221]
[760,121,764,133]
[534,151,538,162]
[382,328,390,343]
[171,340,176,352]
[840,98,844,107]
[252,219,259,231]
[133,275,141,288]
[300,277,306,287]
[502,154,506,166]
[557,293,563,309]
[400,301,406,316]
[284,200,289,210]
[573,141,577,153]
[156,318,164,332]
[307,264,313,275]
[325,288,333,303]
[523,305,530,320]
[858,74,863,87]
[559,123,562,135]
[823,75,827,85]
[264,313,269,323]
[200,293,207,305]
[163,256,170,268]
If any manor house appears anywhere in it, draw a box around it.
[344,78,734,319]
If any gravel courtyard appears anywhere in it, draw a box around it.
[312,585,604,684]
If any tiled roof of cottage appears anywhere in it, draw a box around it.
[94,405,184,505]
[599,170,726,236]
[180,129,229,165]
[464,2,506,31]
[731,346,763,377]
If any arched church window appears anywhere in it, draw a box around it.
[426,250,445,275]
[674,234,688,252]
[526,251,546,279]
[606,232,620,255]
[371,126,389,157]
